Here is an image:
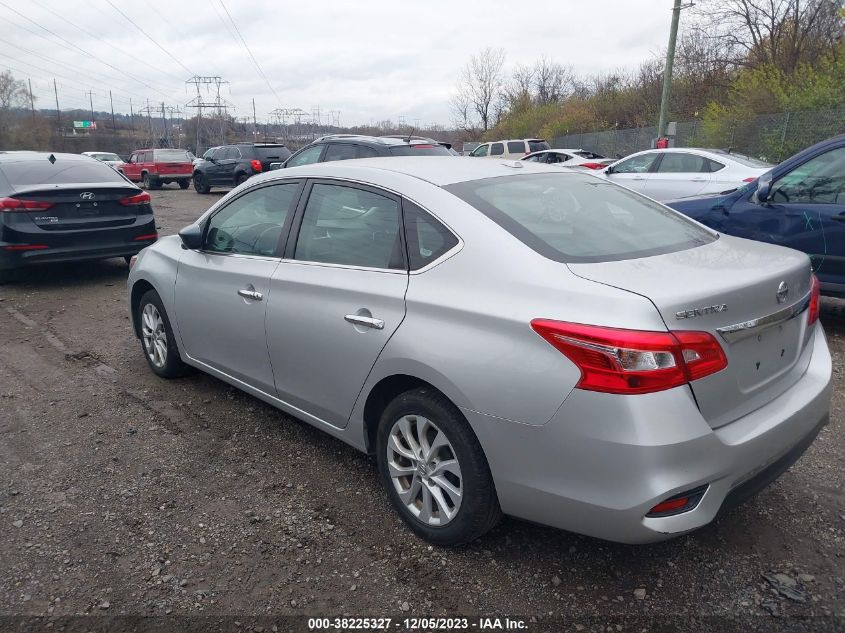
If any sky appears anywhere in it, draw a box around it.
[0,0,674,127]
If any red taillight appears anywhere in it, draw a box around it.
[250,159,262,172]
[133,233,158,241]
[530,320,728,395]
[808,274,820,326]
[742,177,756,183]
[119,192,151,206]
[4,244,49,251]
[578,162,607,170]
[0,197,54,211]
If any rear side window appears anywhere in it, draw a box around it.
[704,158,725,172]
[388,144,451,156]
[403,201,459,270]
[324,144,378,161]
[204,183,299,256]
[528,140,550,152]
[490,143,504,156]
[294,183,403,269]
[507,141,525,154]
[0,158,127,187]
[657,153,707,173]
[445,173,715,263]
[154,150,190,162]
[255,146,291,161]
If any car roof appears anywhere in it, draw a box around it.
[0,152,92,164]
[261,156,569,187]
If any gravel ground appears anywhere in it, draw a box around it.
[0,185,843,632]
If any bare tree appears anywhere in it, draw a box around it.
[532,57,574,105]
[0,71,32,145]
[452,47,506,133]
[693,0,843,73]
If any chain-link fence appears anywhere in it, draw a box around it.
[552,108,845,163]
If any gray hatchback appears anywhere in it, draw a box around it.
[128,157,831,545]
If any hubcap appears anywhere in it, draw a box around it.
[140,303,167,368]
[386,415,463,526]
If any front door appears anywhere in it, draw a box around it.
[124,153,140,181]
[174,181,302,393]
[265,180,409,428]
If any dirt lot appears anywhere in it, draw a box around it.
[1,186,843,632]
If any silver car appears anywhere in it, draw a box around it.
[128,157,831,545]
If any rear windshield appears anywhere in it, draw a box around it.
[255,146,291,160]
[89,153,121,162]
[528,140,550,152]
[388,144,452,157]
[0,158,127,188]
[575,150,605,159]
[154,149,191,163]
[445,173,715,263]
[708,150,772,168]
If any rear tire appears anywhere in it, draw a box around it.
[0,269,20,284]
[178,180,190,190]
[193,173,211,194]
[376,387,501,546]
[137,289,189,379]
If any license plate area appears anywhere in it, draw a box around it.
[729,317,803,391]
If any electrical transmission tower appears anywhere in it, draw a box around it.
[185,76,231,154]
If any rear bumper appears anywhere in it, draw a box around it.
[0,234,156,271]
[153,174,191,181]
[465,325,832,544]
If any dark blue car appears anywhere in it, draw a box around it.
[668,134,845,296]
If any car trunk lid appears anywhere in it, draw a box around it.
[568,236,816,428]
[8,184,147,231]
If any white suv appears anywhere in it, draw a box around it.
[468,138,550,159]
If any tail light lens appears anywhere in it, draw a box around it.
[4,244,49,251]
[578,162,607,170]
[250,159,262,172]
[530,320,728,395]
[808,274,820,326]
[119,192,151,206]
[133,233,158,241]
[742,177,756,182]
[0,197,54,211]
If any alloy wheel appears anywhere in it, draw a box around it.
[141,303,167,368]
[386,415,463,526]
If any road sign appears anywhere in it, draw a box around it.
[72,120,97,129]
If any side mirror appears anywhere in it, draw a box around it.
[179,223,203,250]
[756,173,772,202]
[269,162,284,170]
[604,165,614,175]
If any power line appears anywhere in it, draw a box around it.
[216,0,282,107]
[28,0,187,85]
[103,0,194,77]
[0,1,178,100]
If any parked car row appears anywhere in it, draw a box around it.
[3,135,838,548]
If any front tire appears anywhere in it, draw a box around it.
[137,289,189,378]
[193,173,211,194]
[142,173,160,190]
[376,387,501,546]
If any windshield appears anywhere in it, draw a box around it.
[154,149,191,163]
[445,173,716,263]
[388,144,452,156]
[89,153,121,162]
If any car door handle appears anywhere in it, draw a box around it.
[691,177,707,182]
[237,289,263,301]
[344,314,385,330]
[632,176,646,180]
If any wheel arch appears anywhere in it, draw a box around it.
[129,279,156,338]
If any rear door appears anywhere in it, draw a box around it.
[265,180,408,428]
[644,152,712,200]
[604,152,658,194]
[174,181,302,393]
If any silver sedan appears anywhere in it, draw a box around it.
[128,157,831,545]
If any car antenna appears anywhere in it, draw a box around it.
[405,128,416,143]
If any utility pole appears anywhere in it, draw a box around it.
[86,90,95,124]
[657,0,683,141]
[53,78,60,131]
[129,98,136,143]
[161,102,167,146]
[27,78,35,122]
[109,90,116,132]
[252,98,257,140]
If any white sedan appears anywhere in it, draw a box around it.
[81,151,126,173]
[601,148,772,201]
[522,149,614,170]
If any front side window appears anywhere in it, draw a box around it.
[524,154,542,162]
[286,145,323,167]
[404,201,459,270]
[770,147,845,204]
[470,144,489,157]
[445,173,715,263]
[294,183,403,269]
[656,153,707,173]
[612,153,657,174]
[204,183,299,256]
[490,143,504,156]
[129,154,138,163]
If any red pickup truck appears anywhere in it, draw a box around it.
[123,149,193,190]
